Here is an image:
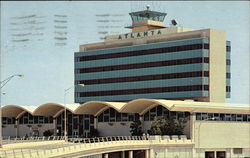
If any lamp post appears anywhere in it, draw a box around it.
[0,74,24,147]
[64,84,84,141]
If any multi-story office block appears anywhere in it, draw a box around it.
[74,8,230,103]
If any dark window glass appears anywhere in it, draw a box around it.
[98,113,103,122]
[34,116,38,124]
[243,115,247,122]
[157,106,162,116]
[78,57,208,73]
[77,43,209,62]
[170,111,177,119]
[73,118,78,129]
[44,117,49,123]
[19,117,23,124]
[231,114,236,121]
[24,118,28,124]
[196,113,201,120]
[104,115,109,122]
[90,115,94,124]
[84,120,89,130]
[135,114,140,121]
[78,71,209,85]
[122,113,128,121]
[236,114,243,121]
[128,115,134,121]
[213,113,219,120]
[219,114,225,121]
[79,85,208,97]
[49,117,53,123]
[116,113,121,122]
[110,108,115,118]
[225,114,231,121]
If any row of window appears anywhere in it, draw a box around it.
[76,57,209,74]
[143,105,190,121]
[79,85,209,97]
[2,117,15,125]
[19,113,53,124]
[3,116,53,125]
[196,113,250,122]
[76,71,209,85]
[98,108,139,122]
[75,43,209,62]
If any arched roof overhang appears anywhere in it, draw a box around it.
[75,101,126,116]
[1,105,37,118]
[170,103,250,114]
[33,103,78,117]
[120,99,177,115]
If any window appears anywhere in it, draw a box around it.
[196,113,201,120]
[122,113,128,121]
[213,113,219,121]
[236,114,243,121]
[144,111,149,121]
[116,113,121,122]
[205,151,215,158]
[225,114,231,121]
[219,114,225,121]
[201,113,208,120]
[243,115,247,122]
[231,114,236,121]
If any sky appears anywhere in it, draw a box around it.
[0,1,249,106]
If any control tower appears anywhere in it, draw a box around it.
[126,5,167,32]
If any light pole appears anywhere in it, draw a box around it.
[64,84,84,141]
[0,74,24,147]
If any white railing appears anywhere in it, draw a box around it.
[2,136,65,144]
[0,135,192,158]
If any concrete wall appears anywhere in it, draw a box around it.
[18,123,54,137]
[194,121,250,148]
[151,147,193,158]
[97,122,132,136]
[208,29,226,102]
[2,125,16,138]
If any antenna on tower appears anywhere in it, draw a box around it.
[171,19,178,26]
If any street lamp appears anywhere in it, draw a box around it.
[0,74,24,147]
[64,84,84,141]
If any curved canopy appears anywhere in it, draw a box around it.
[2,105,37,118]
[33,103,79,117]
[2,99,250,118]
[75,101,126,116]
[120,99,180,115]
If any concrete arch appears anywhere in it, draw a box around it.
[74,101,126,116]
[33,103,77,117]
[2,105,37,118]
[120,99,179,115]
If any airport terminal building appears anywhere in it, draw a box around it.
[1,8,250,158]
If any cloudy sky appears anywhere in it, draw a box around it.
[1,1,249,105]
